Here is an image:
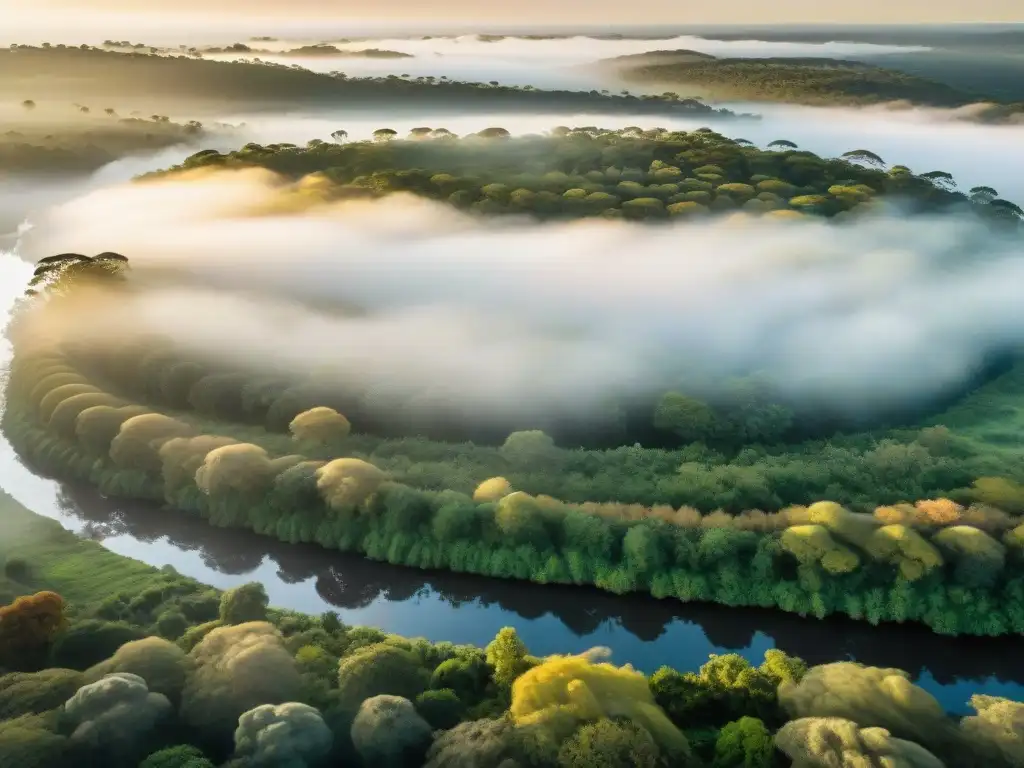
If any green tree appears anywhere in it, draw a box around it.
[140,745,215,768]
[653,392,717,443]
[558,720,661,768]
[219,582,269,625]
[712,716,773,768]
[485,627,530,688]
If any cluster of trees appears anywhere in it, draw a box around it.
[42,322,1024,516]
[0,46,743,116]
[0,563,1022,768]
[1,108,209,175]
[7,333,1024,637]
[606,51,1024,121]
[154,127,1023,224]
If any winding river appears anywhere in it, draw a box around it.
[3,131,1024,716]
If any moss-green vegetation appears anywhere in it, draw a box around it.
[149,127,1022,225]
[0,490,1021,767]
[603,51,1024,121]
[0,45,740,116]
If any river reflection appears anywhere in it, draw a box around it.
[19,479,1014,713]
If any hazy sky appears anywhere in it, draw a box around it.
[5,0,1022,25]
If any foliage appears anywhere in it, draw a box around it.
[147,127,1016,229]
[219,582,270,625]
[775,716,945,767]
[140,745,217,768]
[233,702,333,767]
[351,694,433,767]
[511,648,690,756]
[336,642,431,709]
[712,716,773,768]
[558,719,663,768]
[0,591,66,666]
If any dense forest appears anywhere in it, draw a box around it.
[5,252,1024,638]
[602,51,1024,120]
[3,490,1021,768]
[0,45,743,116]
[148,128,1024,226]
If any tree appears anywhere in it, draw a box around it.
[558,720,661,768]
[485,627,529,689]
[26,252,130,298]
[970,185,998,203]
[0,592,67,666]
[500,430,558,465]
[21,99,35,110]
[477,127,511,139]
[990,199,1024,219]
[713,717,773,768]
[373,128,398,142]
[330,129,348,143]
[768,139,798,149]
[234,702,332,767]
[653,392,717,444]
[336,643,430,709]
[351,695,433,768]
[219,582,269,625]
[289,406,351,443]
[140,745,215,768]
[842,149,886,168]
[104,107,116,116]
[414,689,465,730]
[920,170,956,190]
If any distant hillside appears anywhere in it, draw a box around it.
[1,45,747,119]
[601,52,1024,121]
[280,45,414,59]
[204,44,414,59]
[599,49,717,66]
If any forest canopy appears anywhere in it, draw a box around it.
[147,127,1022,226]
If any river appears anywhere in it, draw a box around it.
[2,133,1024,717]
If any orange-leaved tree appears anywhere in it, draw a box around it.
[0,591,68,665]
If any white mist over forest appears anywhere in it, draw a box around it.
[219,105,1024,204]
[18,169,1024,424]
[203,35,929,89]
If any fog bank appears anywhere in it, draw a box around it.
[18,169,1024,425]
[206,35,928,90]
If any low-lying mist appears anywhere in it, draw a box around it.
[207,35,928,90]
[16,168,1024,433]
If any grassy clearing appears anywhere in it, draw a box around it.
[0,490,191,615]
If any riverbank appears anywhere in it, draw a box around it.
[6,325,1024,639]
[0,487,219,618]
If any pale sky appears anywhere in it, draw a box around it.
[3,0,1022,25]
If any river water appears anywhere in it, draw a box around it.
[3,130,1024,715]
